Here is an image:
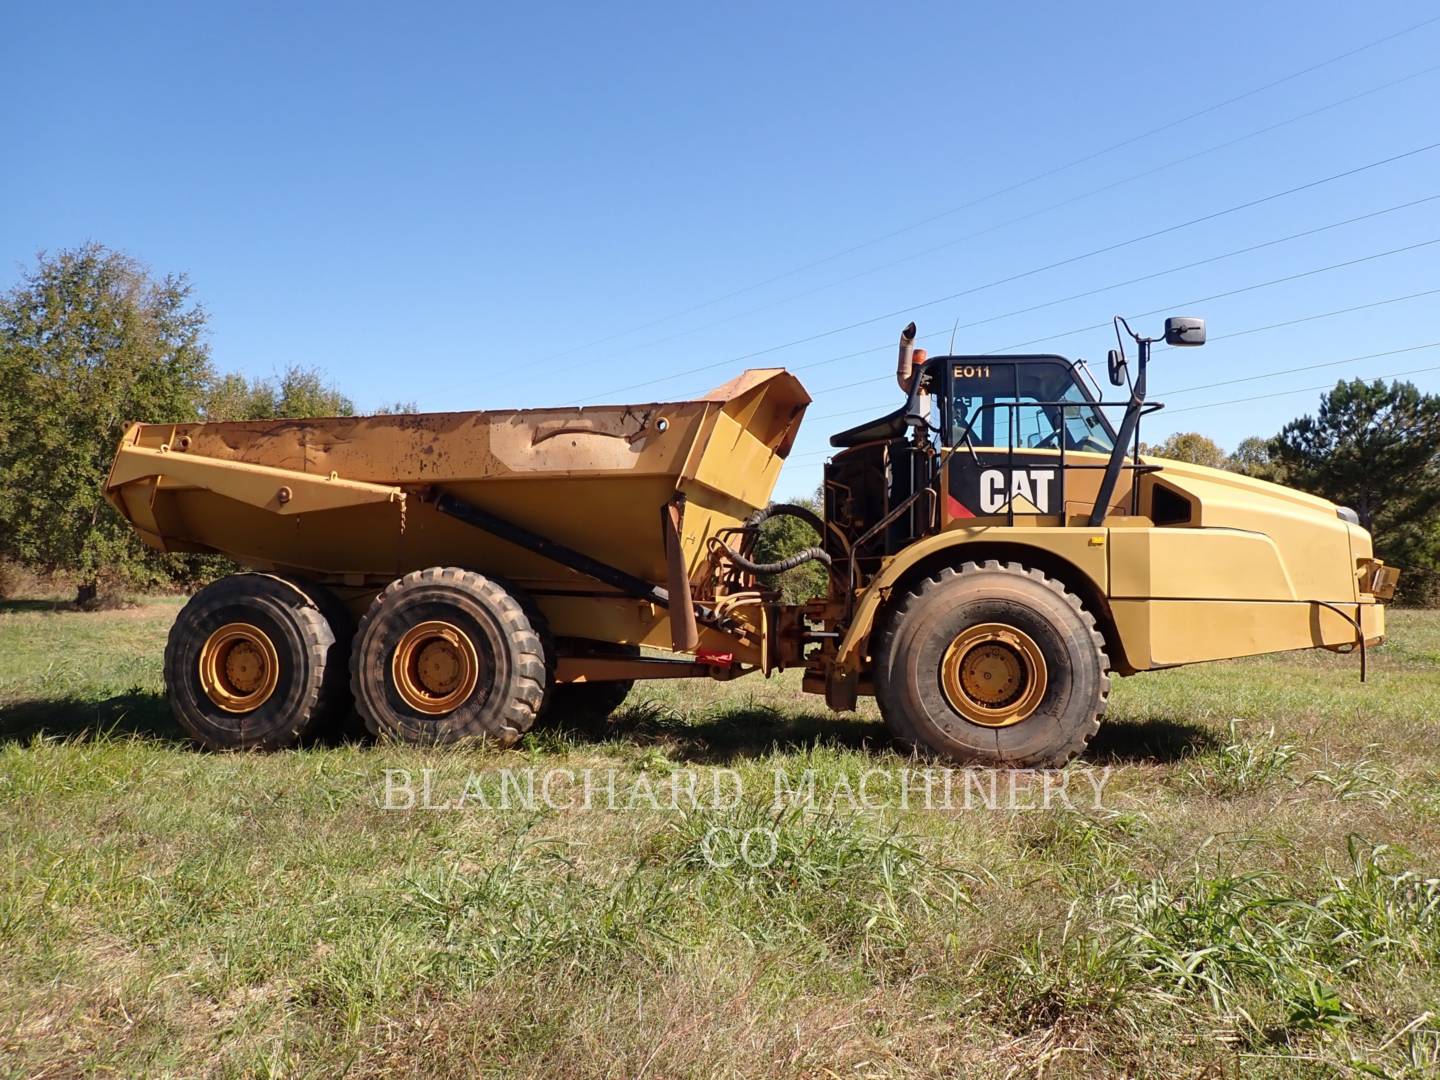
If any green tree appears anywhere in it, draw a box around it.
[373,400,419,415]
[1272,378,1440,601]
[1142,431,1228,468]
[201,371,270,420]
[753,489,829,604]
[203,366,353,421]
[1226,435,1287,483]
[0,245,212,599]
[274,366,354,418]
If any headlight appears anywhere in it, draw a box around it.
[1336,506,1360,525]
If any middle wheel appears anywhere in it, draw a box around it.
[351,567,548,745]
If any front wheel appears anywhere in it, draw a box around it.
[874,560,1109,768]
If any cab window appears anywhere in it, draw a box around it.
[949,360,1114,452]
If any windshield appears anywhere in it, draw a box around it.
[949,360,1114,453]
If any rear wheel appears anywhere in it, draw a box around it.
[542,641,638,728]
[350,567,547,744]
[874,560,1109,768]
[266,573,355,733]
[547,680,635,726]
[165,573,343,750]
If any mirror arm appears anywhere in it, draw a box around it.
[1087,338,1149,528]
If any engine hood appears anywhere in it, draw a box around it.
[1137,454,1366,603]
[1139,456,1342,521]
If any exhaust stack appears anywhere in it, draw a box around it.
[896,322,918,392]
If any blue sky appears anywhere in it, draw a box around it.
[4,1,1438,499]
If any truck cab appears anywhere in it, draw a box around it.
[824,348,1135,565]
[810,318,1394,764]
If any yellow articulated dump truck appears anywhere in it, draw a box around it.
[106,314,1397,766]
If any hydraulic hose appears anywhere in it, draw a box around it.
[745,502,828,536]
[713,503,834,575]
[720,545,832,575]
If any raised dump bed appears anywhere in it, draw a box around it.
[105,370,810,749]
[107,369,808,647]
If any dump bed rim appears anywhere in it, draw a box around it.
[123,367,811,432]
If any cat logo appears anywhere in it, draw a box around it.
[979,468,1055,514]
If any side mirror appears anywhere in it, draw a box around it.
[1164,316,1206,347]
[1107,348,1127,387]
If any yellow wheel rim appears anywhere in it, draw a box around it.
[392,620,480,715]
[199,622,281,713]
[940,622,1047,728]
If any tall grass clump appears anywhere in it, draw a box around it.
[1182,718,1299,797]
[301,833,681,1028]
[994,836,1440,1054]
[661,800,980,962]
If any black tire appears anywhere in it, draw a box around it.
[503,577,557,728]
[164,573,341,750]
[874,560,1110,768]
[350,567,547,745]
[540,640,639,728]
[269,573,358,736]
[546,680,636,727]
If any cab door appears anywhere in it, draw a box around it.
[942,357,1121,525]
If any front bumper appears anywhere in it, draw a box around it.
[1322,601,1386,653]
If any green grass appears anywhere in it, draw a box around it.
[2,599,1439,1077]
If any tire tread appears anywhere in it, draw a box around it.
[350,567,548,745]
[874,560,1109,767]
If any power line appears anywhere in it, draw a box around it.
[1160,342,1440,396]
[804,286,1440,422]
[1156,341,1440,397]
[844,193,1440,359]
[492,59,1440,389]
[785,339,1440,462]
[505,12,1440,372]
[790,358,1440,459]
[1166,359,1440,415]
[980,237,1440,355]
[801,238,1440,406]
[1151,288,1440,353]
[567,140,1440,405]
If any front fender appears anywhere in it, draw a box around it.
[835,526,1110,667]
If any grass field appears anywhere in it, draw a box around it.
[2,597,1439,1078]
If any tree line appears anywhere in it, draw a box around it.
[3,245,1438,604]
[0,245,375,601]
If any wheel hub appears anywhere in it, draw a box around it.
[940,623,1047,728]
[199,622,280,713]
[392,620,481,715]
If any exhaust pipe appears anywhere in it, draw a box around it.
[896,322,918,392]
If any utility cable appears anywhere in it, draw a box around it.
[802,240,1440,407]
[806,286,1440,421]
[567,142,1440,404]
[784,341,1440,461]
[1166,357,1440,414]
[494,59,1440,390]
[512,13,1440,371]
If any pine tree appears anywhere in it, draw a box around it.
[1273,378,1440,601]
